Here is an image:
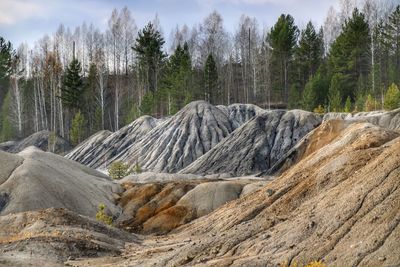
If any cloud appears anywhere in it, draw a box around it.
[0,0,50,26]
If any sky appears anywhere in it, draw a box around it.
[0,0,340,49]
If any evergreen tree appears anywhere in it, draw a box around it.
[140,91,155,115]
[84,63,98,133]
[132,22,166,93]
[61,58,84,109]
[160,42,193,114]
[344,96,352,112]
[302,65,330,111]
[329,73,343,112]
[269,14,299,103]
[295,22,324,89]
[385,6,400,85]
[384,83,400,110]
[328,8,370,101]
[70,111,86,145]
[0,37,14,135]
[302,77,316,111]
[204,54,218,103]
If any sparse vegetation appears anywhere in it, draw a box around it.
[108,160,130,179]
[48,131,57,153]
[96,203,113,225]
[280,260,326,267]
[134,160,142,174]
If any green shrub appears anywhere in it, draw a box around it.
[108,161,130,179]
[96,203,112,225]
[384,83,400,110]
[313,105,325,114]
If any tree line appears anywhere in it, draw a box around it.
[0,0,399,144]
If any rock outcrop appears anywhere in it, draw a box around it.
[66,116,159,169]
[0,130,71,154]
[115,178,259,235]
[181,110,321,175]
[0,147,121,217]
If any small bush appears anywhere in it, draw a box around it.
[313,105,325,114]
[108,161,130,179]
[280,260,326,267]
[305,261,326,267]
[96,203,113,225]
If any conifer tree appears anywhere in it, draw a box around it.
[0,37,14,136]
[269,14,299,103]
[132,22,166,93]
[329,74,343,112]
[295,22,324,89]
[386,6,400,85]
[204,54,218,103]
[328,8,370,101]
[61,58,84,109]
[384,83,400,110]
[160,42,193,114]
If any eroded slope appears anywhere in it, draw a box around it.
[69,121,400,266]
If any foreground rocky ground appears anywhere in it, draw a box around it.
[1,102,400,266]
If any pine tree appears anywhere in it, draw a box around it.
[329,74,343,112]
[204,54,218,103]
[295,22,324,89]
[384,83,400,110]
[302,65,330,111]
[160,42,193,114]
[302,77,316,111]
[328,8,370,101]
[344,96,352,112]
[84,63,97,133]
[385,6,400,85]
[132,22,166,93]
[269,14,299,103]
[61,58,84,109]
[0,37,14,136]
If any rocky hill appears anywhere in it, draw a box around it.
[181,110,321,176]
[0,130,71,154]
[67,101,264,173]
